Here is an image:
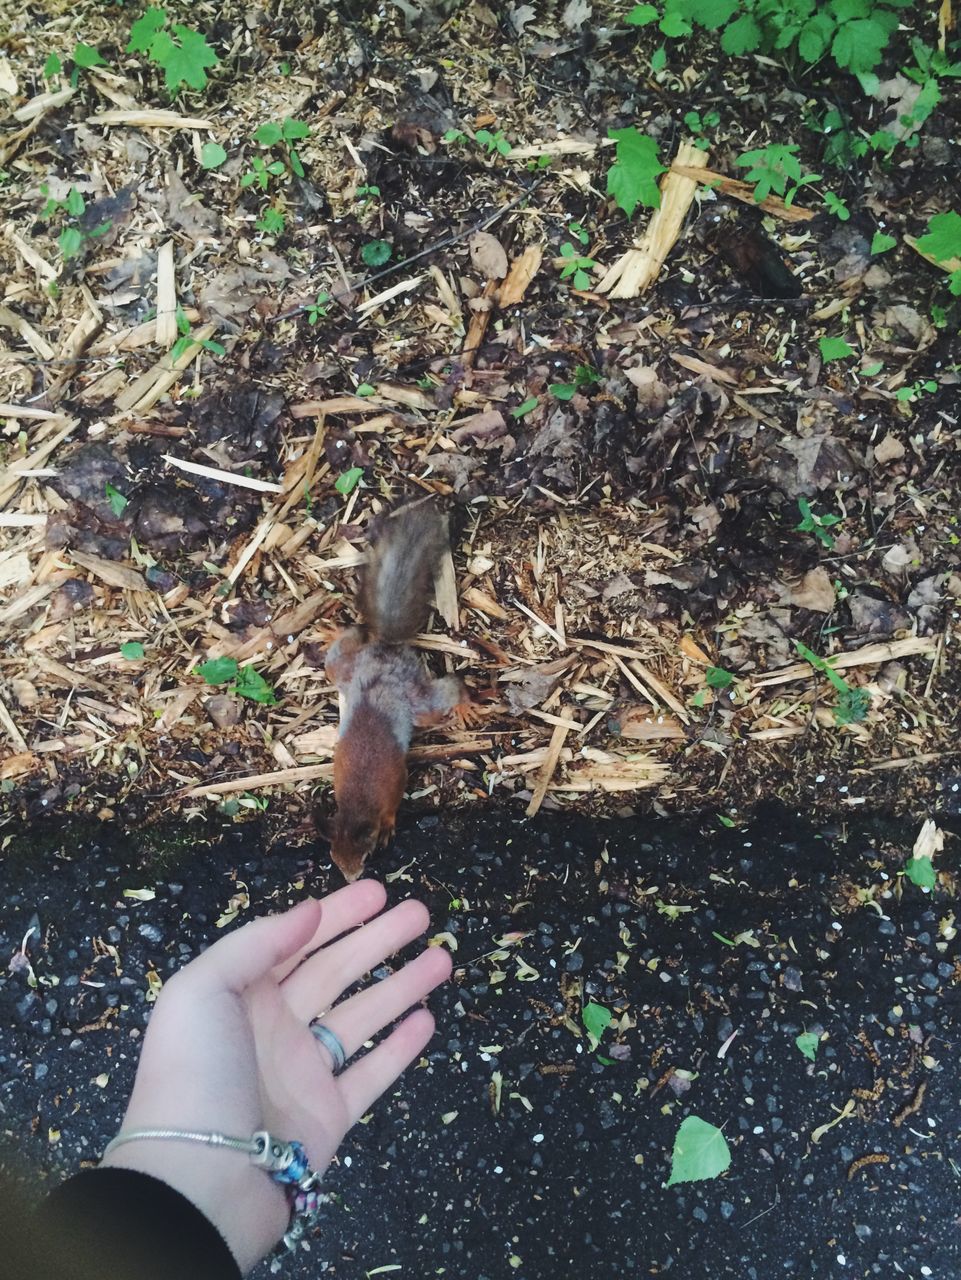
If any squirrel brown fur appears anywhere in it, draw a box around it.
[324,504,469,881]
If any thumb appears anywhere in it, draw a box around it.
[185,898,324,994]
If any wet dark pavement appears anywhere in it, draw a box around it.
[1,806,959,1279]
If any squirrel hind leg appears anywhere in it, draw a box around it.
[325,627,365,688]
[413,675,477,728]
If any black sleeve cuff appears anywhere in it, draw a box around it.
[37,1167,243,1280]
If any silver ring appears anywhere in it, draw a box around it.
[309,1020,347,1073]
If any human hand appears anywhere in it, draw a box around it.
[101,881,450,1273]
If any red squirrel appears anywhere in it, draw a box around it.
[324,503,470,880]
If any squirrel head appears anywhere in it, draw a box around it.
[327,813,380,882]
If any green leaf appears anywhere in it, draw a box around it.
[625,3,659,25]
[254,122,283,146]
[705,666,734,689]
[121,641,145,660]
[335,466,364,495]
[650,45,667,70]
[361,239,392,267]
[355,383,376,397]
[105,482,128,517]
[73,42,106,69]
[150,25,219,93]
[666,1116,731,1186]
[65,187,86,217]
[511,396,539,418]
[904,855,937,891]
[551,383,576,400]
[831,17,887,73]
[721,13,762,55]
[282,117,310,140]
[797,14,834,61]
[796,1032,820,1061]
[127,7,167,54]
[870,231,896,255]
[823,192,849,221]
[195,656,239,685]
[234,665,277,705]
[860,361,883,376]
[916,211,961,265]
[659,12,692,38]
[582,1001,612,1049]
[697,0,739,28]
[819,335,855,361]
[606,127,666,218]
[200,141,227,169]
[59,227,84,258]
[43,52,62,79]
[718,814,735,828]
[256,207,285,235]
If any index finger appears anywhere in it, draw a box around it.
[271,879,388,982]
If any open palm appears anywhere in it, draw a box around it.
[103,881,450,1273]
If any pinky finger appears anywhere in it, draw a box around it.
[337,1008,436,1125]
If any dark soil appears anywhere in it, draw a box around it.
[2,808,959,1279]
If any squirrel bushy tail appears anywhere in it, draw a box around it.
[360,504,447,644]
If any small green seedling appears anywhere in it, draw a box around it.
[355,183,381,207]
[194,657,277,704]
[69,42,107,86]
[683,108,720,148]
[819,336,855,362]
[240,155,286,191]
[335,467,364,495]
[795,639,871,726]
[43,52,62,80]
[170,305,225,361]
[306,291,331,324]
[582,1000,612,1053]
[551,364,601,401]
[795,496,842,550]
[870,231,897,255]
[511,396,539,419]
[666,1116,731,1187]
[200,141,227,170]
[355,383,376,397]
[105,483,128,517]
[127,7,219,94]
[607,127,666,216]
[895,379,938,404]
[705,666,734,690]
[121,641,146,660]
[252,118,310,177]
[361,239,392,267]
[904,852,937,891]
[915,211,961,296]
[568,220,589,245]
[557,242,597,291]
[40,184,111,261]
[442,128,467,144]
[736,143,821,206]
[796,1032,820,1062]
[822,191,850,221]
[475,129,511,156]
[255,207,285,235]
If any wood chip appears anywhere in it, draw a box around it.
[598,140,709,299]
[69,550,149,592]
[155,240,177,348]
[498,245,543,307]
[163,453,284,493]
[526,722,572,816]
[89,109,215,130]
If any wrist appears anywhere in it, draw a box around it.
[101,1137,289,1273]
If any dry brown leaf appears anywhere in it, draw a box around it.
[670,351,738,386]
[469,231,509,281]
[69,551,148,592]
[787,567,836,613]
[874,432,905,464]
[498,245,543,306]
